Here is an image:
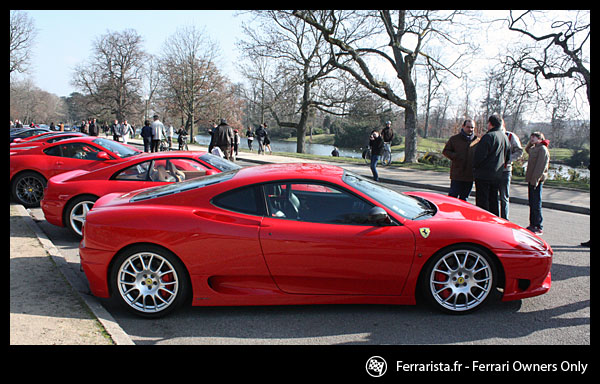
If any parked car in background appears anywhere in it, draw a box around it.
[10,127,50,143]
[42,151,240,237]
[10,136,141,207]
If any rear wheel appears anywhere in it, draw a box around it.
[422,245,497,314]
[110,245,190,318]
[12,171,46,208]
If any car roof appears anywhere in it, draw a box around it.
[234,163,345,183]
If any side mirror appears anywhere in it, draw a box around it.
[368,206,389,225]
[205,169,217,176]
[97,151,110,160]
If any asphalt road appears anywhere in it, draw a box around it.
[28,159,590,345]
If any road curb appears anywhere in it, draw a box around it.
[15,204,135,345]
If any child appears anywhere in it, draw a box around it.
[524,132,550,235]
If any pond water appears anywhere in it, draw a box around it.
[194,134,405,161]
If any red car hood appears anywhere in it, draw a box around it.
[407,191,510,222]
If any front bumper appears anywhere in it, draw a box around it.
[498,248,553,301]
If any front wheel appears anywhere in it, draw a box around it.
[110,245,190,318]
[421,245,497,314]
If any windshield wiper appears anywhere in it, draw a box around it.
[412,208,436,220]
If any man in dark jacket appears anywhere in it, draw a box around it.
[208,119,235,160]
[472,114,510,216]
[442,119,480,201]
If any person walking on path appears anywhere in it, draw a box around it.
[208,119,235,161]
[499,121,523,220]
[524,131,550,235]
[255,123,268,155]
[121,120,133,144]
[141,120,153,152]
[151,114,165,152]
[442,119,480,201]
[472,115,510,216]
[246,126,254,151]
[368,130,384,182]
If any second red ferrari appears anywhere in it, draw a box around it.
[10,136,141,207]
[42,151,240,237]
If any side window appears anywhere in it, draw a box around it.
[212,185,263,216]
[113,161,152,181]
[147,158,208,182]
[59,143,102,160]
[169,159,210,180]
[44,146,61,157]
[264,182,374,224]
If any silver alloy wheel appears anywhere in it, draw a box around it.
[15,175,45,206]
[429,249,493,312]
[116,252,180,314]
[69,200,95,236]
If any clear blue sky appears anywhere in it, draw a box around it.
[20,10,250,97]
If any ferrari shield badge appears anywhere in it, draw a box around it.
[419,228,431,238]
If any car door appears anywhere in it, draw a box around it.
[45,142,114,178]
[258,181,416,295]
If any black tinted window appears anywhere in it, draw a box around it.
[213,185,263,216]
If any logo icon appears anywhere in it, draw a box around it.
[419,227,431,238]
[366,356,387,377]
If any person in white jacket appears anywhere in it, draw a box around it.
[151,114,165,152]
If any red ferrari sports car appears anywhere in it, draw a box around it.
[10,136,141,207]
[42,151,240,237]
[80,163,552,318]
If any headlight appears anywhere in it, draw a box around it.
[512,228,546,251]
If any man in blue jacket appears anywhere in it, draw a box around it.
[472,115,510,216]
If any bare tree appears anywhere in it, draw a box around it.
[72,29,146,121]
[158,26,222,139]
[239,11,342,153]
[10,10,37,79]
[505,10,590,106]
[293,10,470,162]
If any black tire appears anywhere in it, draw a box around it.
[110,245,190,318]
[11,171,47,208]
[64,195,98,238]
[421,244,497,314]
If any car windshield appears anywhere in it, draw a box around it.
[200,153,241,172]
[93,137,139,158]
[342,171,435,220]
[130,169,239,202]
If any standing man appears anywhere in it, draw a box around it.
[151,114,165,152]
[499,121,523,220]
[141,120,153,152]
[111,119,120,141]
[472,115,510,216]
[442,119,480,201]
[89,118,99,136]
[368,130,384,182]
[208,119,235,160]
[381,120,394,150]
[255,123,268,155]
